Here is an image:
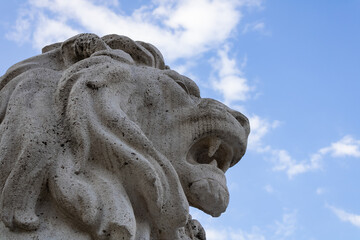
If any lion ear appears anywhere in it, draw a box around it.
[101,34,158,68]
[42,42,62,54]
[136,41,166,70]
[61,33,109,67]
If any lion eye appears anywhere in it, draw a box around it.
[163,70,200,97]
[175,80,190,95]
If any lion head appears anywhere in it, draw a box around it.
[0,34,250,239]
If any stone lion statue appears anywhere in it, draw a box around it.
[0,33,250,239]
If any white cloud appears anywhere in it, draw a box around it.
[320,135,360,158]
[271,149,322,179]
[32,14,79,48]
[211,45,251,104]
[247,115,280,151]
[259,135,360,179]
[7,0,262,61]
[327,205,360,228]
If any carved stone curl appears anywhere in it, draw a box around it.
[0,33,250,239]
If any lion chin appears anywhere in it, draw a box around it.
[0,33,250,240]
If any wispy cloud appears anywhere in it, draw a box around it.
[211,45,252,105]
[327,205,360,228]
[319,135,360,158]
[247,115,280,151]
[245,114,322,179]
[270,149,322,179]
[273,210,297,240]
[244,114,319,179]
[206,227,265,240]
[202,209,297,240]
[7,0,262,61]
[253,135,360,179]
[242,21,268,35]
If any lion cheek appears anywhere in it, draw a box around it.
[188,178,230,217]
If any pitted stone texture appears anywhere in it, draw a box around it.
[0,33,250,240]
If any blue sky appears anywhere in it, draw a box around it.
[1,0,360,239]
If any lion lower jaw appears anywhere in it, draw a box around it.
[188,178,230,217]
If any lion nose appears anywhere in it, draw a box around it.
[198,98,250,136]
[227,109,250,136]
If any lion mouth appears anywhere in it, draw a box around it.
[186,136,235,172]
[186,130,246,173]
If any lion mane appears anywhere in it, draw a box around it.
[0,34,250,240]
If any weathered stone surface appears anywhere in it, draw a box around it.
[0,33,250,240]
